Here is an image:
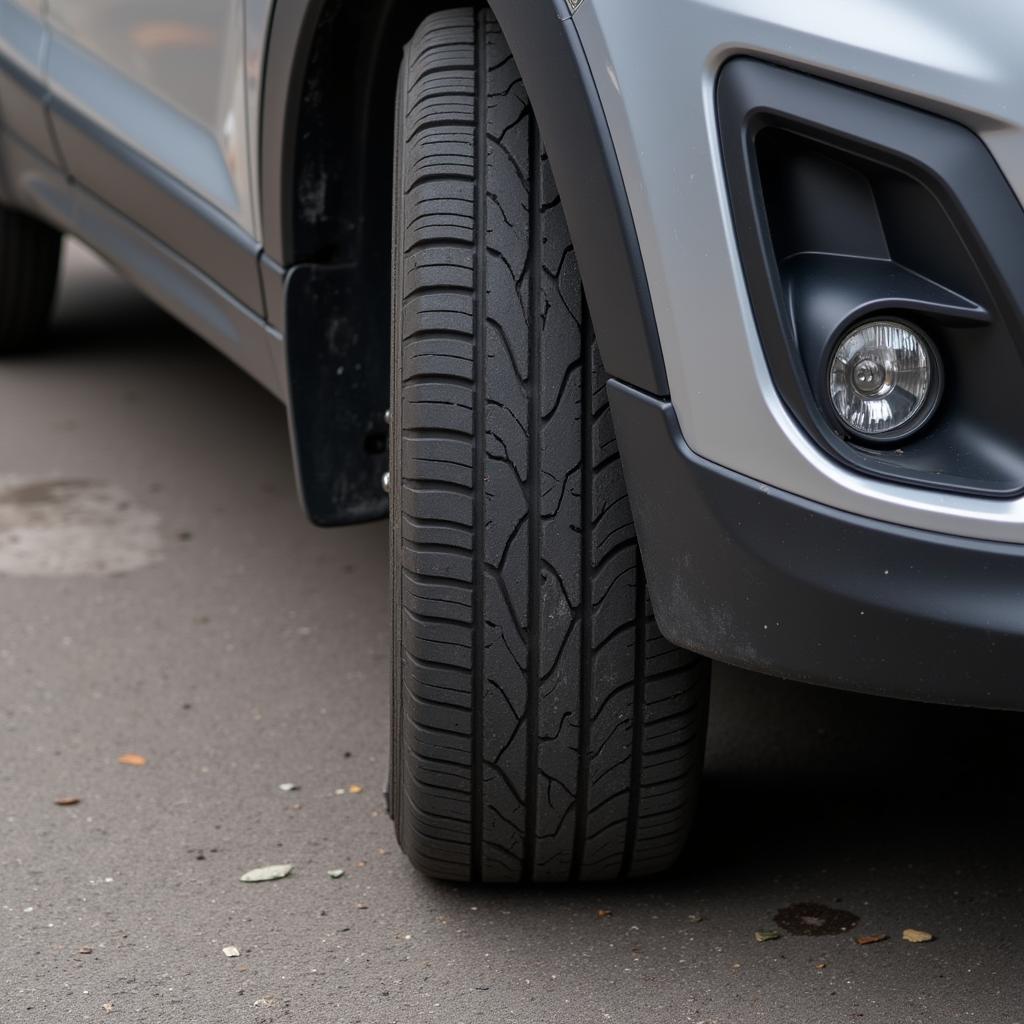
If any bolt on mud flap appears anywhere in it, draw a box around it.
[284,263,389,526]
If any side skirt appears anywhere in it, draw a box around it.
[0,126,287,400]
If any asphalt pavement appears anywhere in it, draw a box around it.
[3,242,1024,1023]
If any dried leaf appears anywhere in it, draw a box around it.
[78,947,93,955]
[815,962,827,970]
[754,930,781,942]
[328,869,345,879]
[117,754,147,766]
[347,784,363,795]
[596,909,613,919]
[855,934,888,946]
[902,928,935,943]
[223,946,240,958]
[239,864,293,883]
[54,797,80,806]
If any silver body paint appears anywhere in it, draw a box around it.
[0,0,46,73]
[576,0,1024,543]
[45,0,275,238]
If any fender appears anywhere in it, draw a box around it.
[488,0,668,395]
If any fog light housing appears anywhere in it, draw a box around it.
[827,319,941,441]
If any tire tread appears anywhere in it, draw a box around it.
[391,8,709,883]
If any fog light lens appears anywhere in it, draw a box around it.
[828,320,939,438]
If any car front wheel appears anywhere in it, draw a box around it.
[388,7,710,882]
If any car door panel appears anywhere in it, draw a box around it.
[0,0,60,165]
[47,91,265,312]
[46,0,255,233]
[47,33,245,215]
[43,14,265,313]
[0,0,287,399]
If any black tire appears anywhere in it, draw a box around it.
[0,208,61,353]
[389,8,710,883]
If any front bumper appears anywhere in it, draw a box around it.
[611,379,1024,710]
[575,0,1024,544]
[547,0,1024,704]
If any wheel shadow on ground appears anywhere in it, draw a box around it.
[47,243,195,353]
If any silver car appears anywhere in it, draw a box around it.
[1,0,1020,883]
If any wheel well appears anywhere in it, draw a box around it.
[270,0,662,526]
[269,1,464,526]
[282,0,463,315]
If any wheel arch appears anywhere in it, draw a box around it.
[260,0,668,525]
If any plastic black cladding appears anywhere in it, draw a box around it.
[718,58,1024,497]
[285,264,389,526]
[610,379,1024,711]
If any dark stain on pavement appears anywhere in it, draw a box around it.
[1,479,95,506]
[774,902,860,936]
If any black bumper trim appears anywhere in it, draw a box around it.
[610,379,1024,709]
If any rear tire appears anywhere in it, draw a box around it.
[0,208,61,353]
[389,8,710,882]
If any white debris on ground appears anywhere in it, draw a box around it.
[239,864,293,883]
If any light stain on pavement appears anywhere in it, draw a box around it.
[0,476,163,577]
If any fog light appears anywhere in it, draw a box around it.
[828,320,940,440]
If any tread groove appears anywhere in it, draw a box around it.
[571,286,594,882]
[621,546,646,879]
[469,6,487,884]
[522,104,542,884]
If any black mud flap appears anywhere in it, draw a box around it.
[284,263,389,526]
